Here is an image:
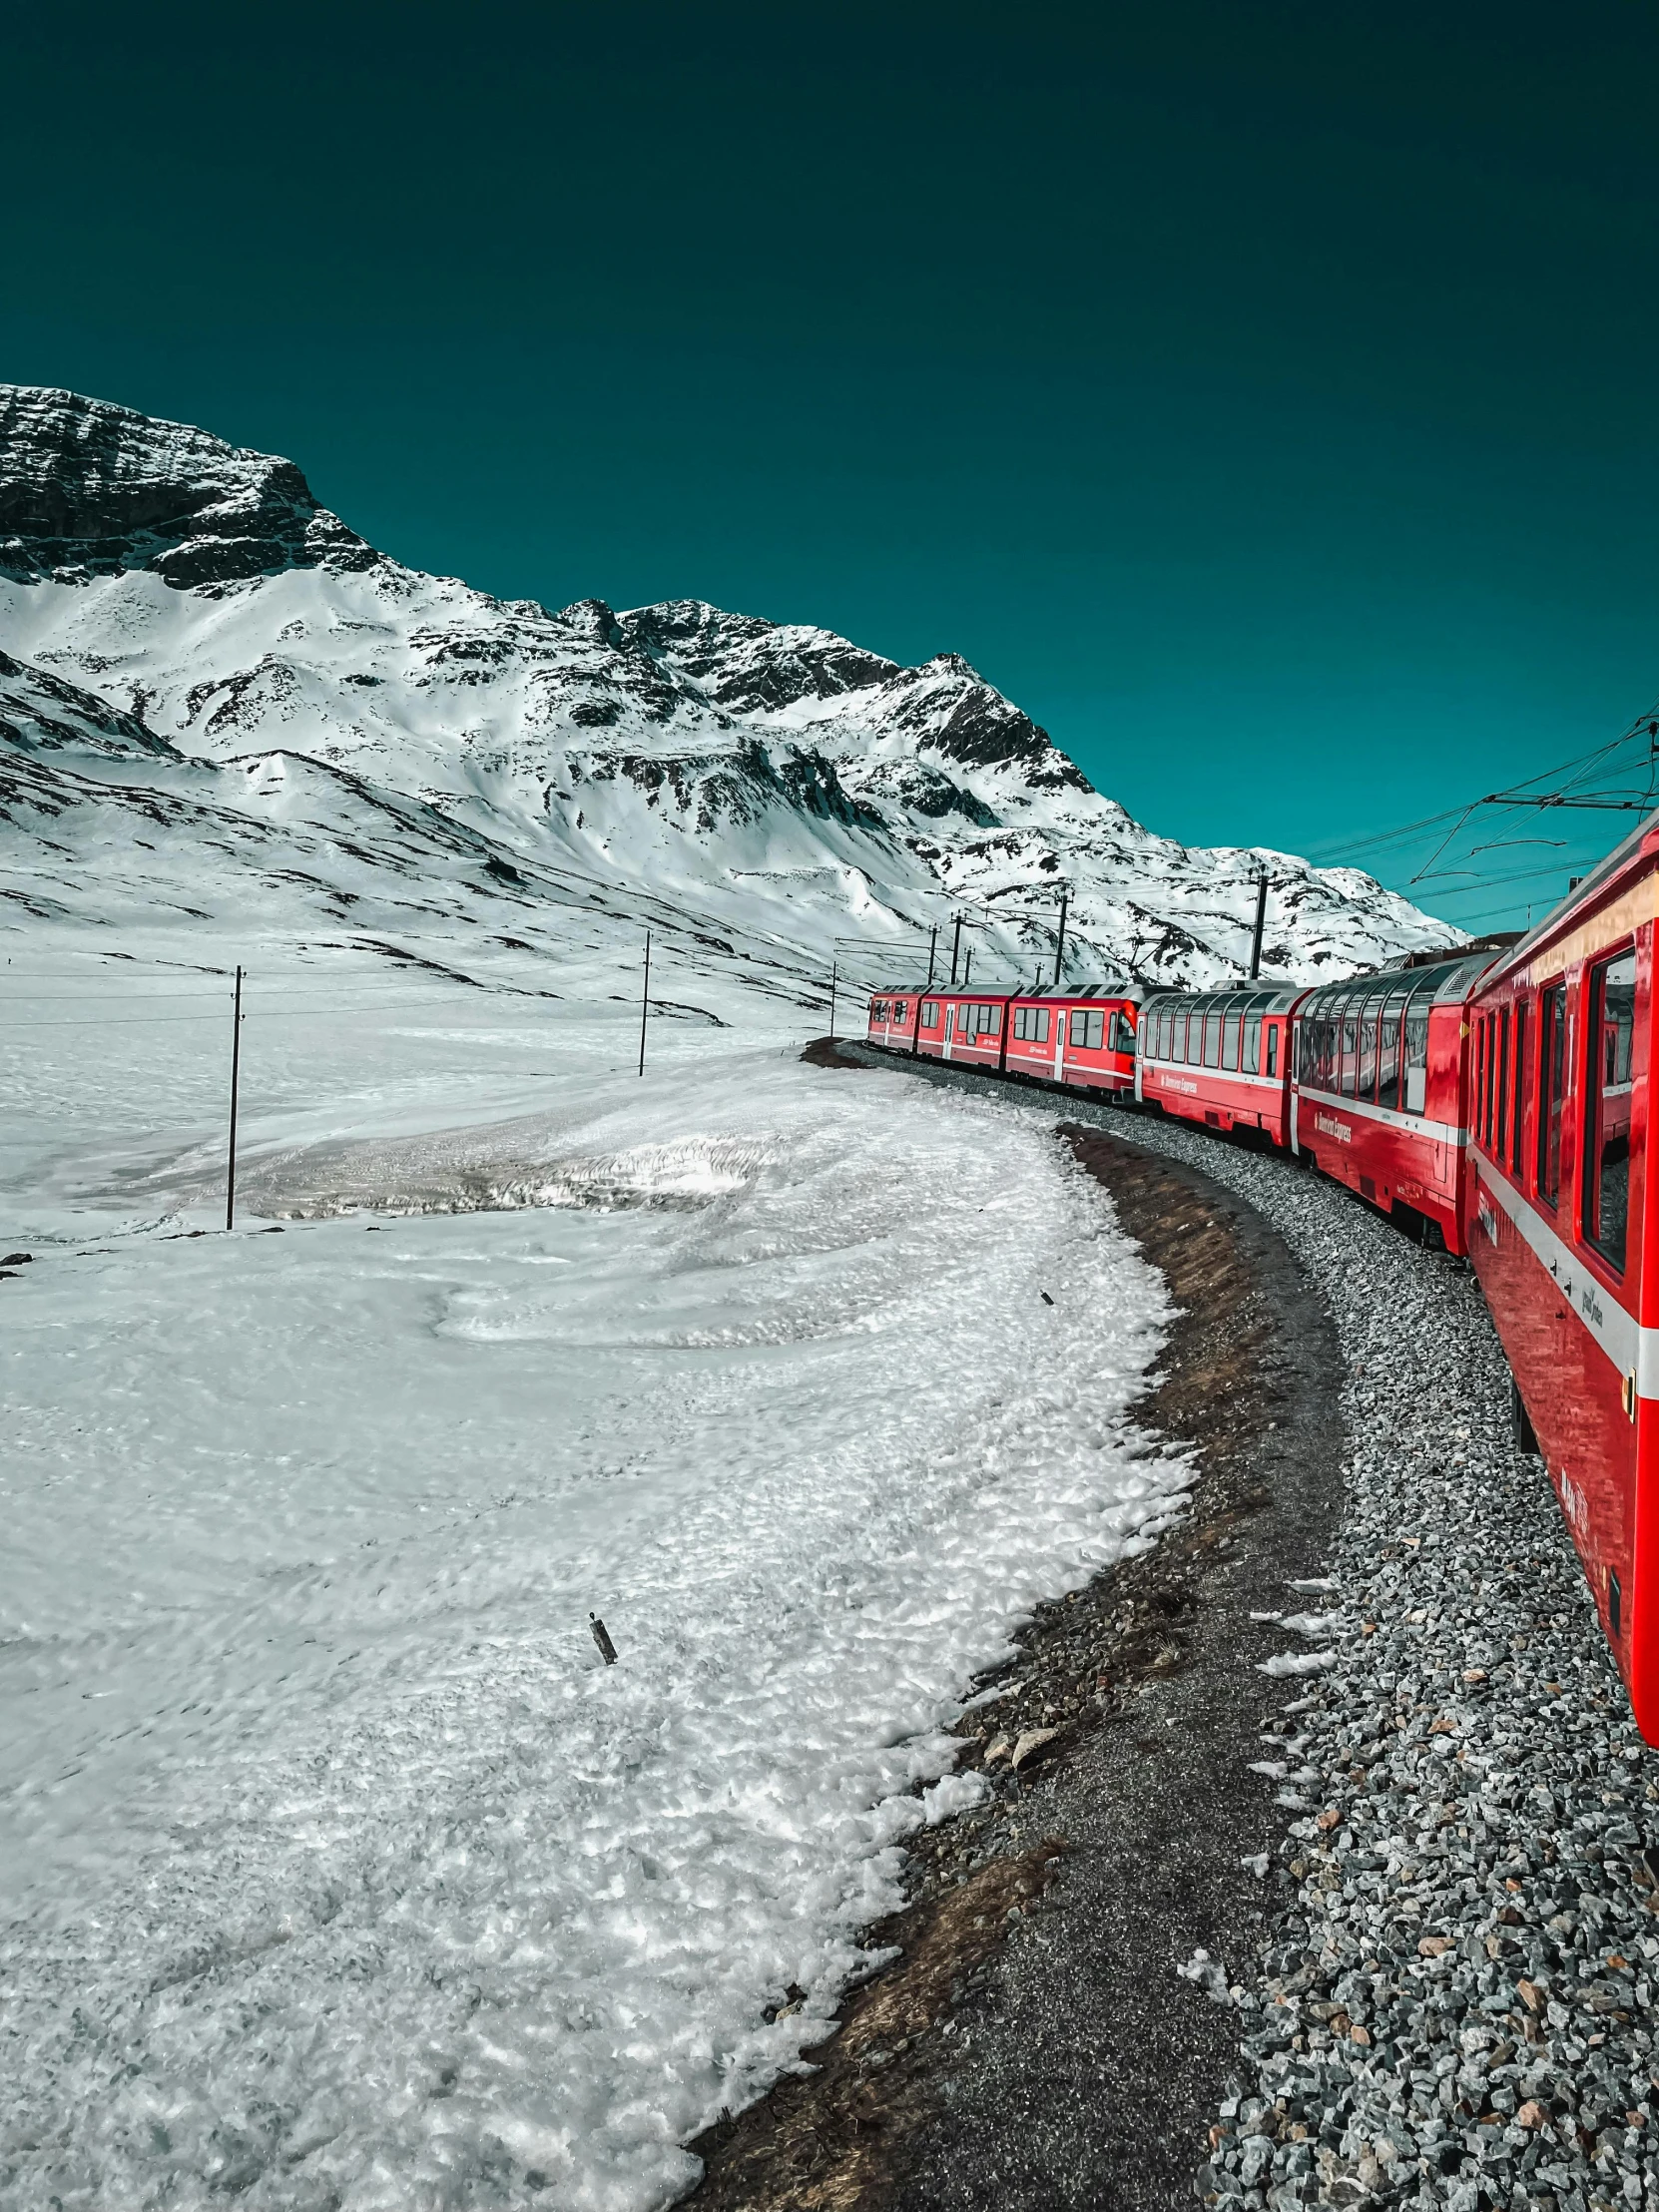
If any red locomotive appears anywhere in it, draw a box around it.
[861,836,1659,1738]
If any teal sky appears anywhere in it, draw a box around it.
[7,0,1658,929]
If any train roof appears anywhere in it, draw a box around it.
[865,981,1144,1002]
[1139,981,1304,1016]
[1293,951,1496,1013]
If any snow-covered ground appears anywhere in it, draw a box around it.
[1,963,1188,2211]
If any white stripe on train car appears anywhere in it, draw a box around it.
[1293,1083,1467,1150]
[1473,1163,1650,1398]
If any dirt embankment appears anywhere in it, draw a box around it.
[687,1091,1344,2211]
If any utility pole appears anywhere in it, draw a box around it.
[829,958,838,1040]
[925,925,937,985]
[963,948,973,985]
[638,931,651,1076]
[1053,891,1068,987]
[226,965,243,1232]
[949,914,964,986]
[1248,873,1269,981]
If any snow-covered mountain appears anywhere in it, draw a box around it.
[0,384,1455,997]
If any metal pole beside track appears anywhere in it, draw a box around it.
[1053,891,1068,987]
[639,931,651,1076]
[830,958,837,1040]
[1249,873,1269,980]
[226,964,243,1233]
[950,915,963,986]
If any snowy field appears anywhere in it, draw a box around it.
[0,946,1188,2212]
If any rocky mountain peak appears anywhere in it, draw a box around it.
[0,385,373,590]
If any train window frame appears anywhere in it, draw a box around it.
[922,1000,938,1028]
[1510,998,1528,1179]
[1376,994,1406,1111]
[1069,1007,1105,1051]
[1537,978,1566,1208]
[1357,994,1381,1101]
[1496,1006,1510,1170]
[1581,943,1637,1274]
[1202,1010,1221,1067]
[1267,1022,1279,1078]
[1244,1016,1260,1074]
[1221,1013,1241,1070]
[1402,993,1429,1114]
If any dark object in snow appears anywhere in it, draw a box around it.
[590,1613,618,1665]
[1040,1290,1054,1306]
[1,1252,32,1265]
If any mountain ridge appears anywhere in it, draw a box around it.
[0,384,1458,992]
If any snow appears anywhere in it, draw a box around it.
[0,1004,1189,2212]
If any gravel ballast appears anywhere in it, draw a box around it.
[1086,1102,1659,2212]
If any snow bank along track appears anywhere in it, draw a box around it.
[841,1045,1659,2212]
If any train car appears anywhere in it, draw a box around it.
[1004,985,1140,1094]
[1461,821,1659,1735]
[1135,984,1304,1143]
[865,983,1139,1089]
[1290,953,1494,1254]
[862,985,1015,1065]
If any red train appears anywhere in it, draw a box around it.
[863,830,1659,1739]
[865,983,1140,1094]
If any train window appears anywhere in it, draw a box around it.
[1496,1008,1510,1166]
[1070,1007,1105,1050]
[1154,1008,1169,1057]
[1337,1011,1357,1098]
[1267,1023,1279,1078]
[1244,1016,1260,1074]
[1109,1010,1136,1054]
[1221,1014,1241,1070]
[922,1001,938,1027]
[1203,1011,1221,1066]
[1402,1004,1428,1113]
[1583,947,1637,1271]
[1357,998,1380,1101]
[1510,1001,1528,1178]
[1537,981,1566,1206]
[1376,996,1405,1110]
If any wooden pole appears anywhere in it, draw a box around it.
[226,964,243,1232]
[638,931,651,1076]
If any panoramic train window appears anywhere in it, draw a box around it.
[1402,1000,1428,1113]
[1583,948,1637,1271]
[1357,997,1380,1101]
[1221,1013,1241,1070]
[1377,995,1405,1110]
[1070,1008,1105,1050]
[1510,1001,1528,1178]
[1244,1009,1261,1074]
[1202,1010,1221,1066]
[1538,980,1566,1206]
[1267,1023,1279,1077]
[1338,1010,1358,1098]
[1496,1008,1510,1166]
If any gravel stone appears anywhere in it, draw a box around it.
[1089,1104,1659,2211]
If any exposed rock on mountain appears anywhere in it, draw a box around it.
[0,384,1457,991]
[0,387,372,590]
